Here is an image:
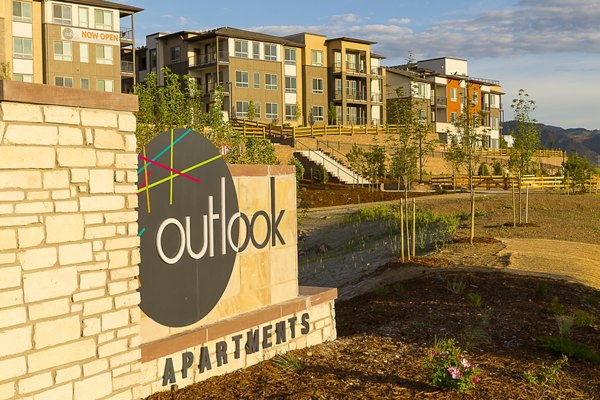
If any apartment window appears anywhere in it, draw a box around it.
[13,74,33,82]
[416,83,427,98]
[450,112,458,123]
[94,9,112,30]
[285,76,296,93]
[284,48,296,65]
[234,40,248,58]
[311,50,323,66]
[96,45,112,64]
[253,72,260,89]
[252,42,260,59]
[235,71,249,88]
[312,78,324,94]
[80,78,89,89]
[265,74,277,90]
[12,1,32,22]
[490,94,497,108]
[311,106,324,122]
[266,103,278,119]
[472,91,479,104]
[170,46,181,63]
[450,87,458,102]
[55,76,73,87]
[139,55,147,71]
[492,117,499,130]
[264,44,277,61]
[13,37,32,59]
[54,40,72,61]
[78,7,88,27]
[149,49,157,70]
[80,43,89,63]
[285,104,296,121]
[419,109,427,122]
[236,101,249,118]
[96,79,114,92]
[53,4,72,25]
[334,52,342,69]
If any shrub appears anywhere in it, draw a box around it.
[288,156,305,183]
[477,163,490,176]
[542,336,600,363]
[313,164,329,184]
[424,338,481,393]
[555,315,574,337]
[447,277,466,295]
[573,309,595,328]
[492,161,503,176]
[467,292,483,308]
[547,296,565,315]
[534,282,549,300]
[272,353,304,372]
[523,355,568,387]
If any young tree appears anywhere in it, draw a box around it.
[449,81,486,244]
[508,89,540,223]
[563,153,594,193]
[327,101,337,125]
[246,100,257,121]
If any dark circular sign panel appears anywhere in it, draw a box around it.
[137,129,239,327]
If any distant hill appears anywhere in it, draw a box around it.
[503,121,600,167]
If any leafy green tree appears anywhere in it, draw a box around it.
[247,100,257,121]
[563,153,594,193]
[327,102,337,125]
[509,89,540,222]
[294,103,302,124]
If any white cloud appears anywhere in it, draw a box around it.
[178,17,189,26]
[388,18,411,25]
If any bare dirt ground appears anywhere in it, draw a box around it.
[148,189,600,400]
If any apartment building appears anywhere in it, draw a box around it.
[1,0,141,92]
[325,37,385,125]
[385,67,433,126]
[136,27,386,126]
[388,57,503,147]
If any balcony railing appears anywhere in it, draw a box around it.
[370,66,382,76]
[435,97,447,107]
[201,82,231,95]
[120,60,134,74]
[120,28,133,42]
[346,62,366,74]
[189,51,229,67]
[346,91,367,102]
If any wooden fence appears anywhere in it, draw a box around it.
[431,175,600,192]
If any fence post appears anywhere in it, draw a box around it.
[310,124,314,137]
[324,125,328,136]
[243,120,246,137]
[292,127,296,147]
[262,126,266,138]
[338,124,341,135]
[365,124,368,135]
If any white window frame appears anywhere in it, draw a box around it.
[252,42,260,59]
[236,101,249,118]
[96,79,114,92]
[285,104,296,121]
[55,76,73,87]
[285,76,296,93]
[12,1,32,22]
[253,72,260,89]
[94,9,112,31]
[264,44,277,61]
[234,40,248,58]
[235,71,249,88]
[13,74,33,82]
[450,87,458,102]
[53,4,72,25]
[80,43,89,63]
[78,7,88,27]
[54,40,72,61]
[13,37,33,59]
[312,78,324,94]
[311,50,323,66]
[266,103,278,120]
[80,77,89,89]
[284,48,296,65]
[95,45,113,65]
[311,106,324,121]
[265,74,277,90]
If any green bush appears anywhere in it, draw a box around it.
[573,309,595,328]
[492,161,503,176]
[542,336,600,363]
[478,163,490,176]
[547,296,565,315]
[288,156,305,183]
[534,282,549,300]
[272,353,304,372]
[424,338,481,393]
[467,292,483,308]
[523,355,568,387]
[313,164,329,184]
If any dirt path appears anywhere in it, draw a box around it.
[499,238,600,290]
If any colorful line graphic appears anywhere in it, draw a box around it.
[138,228,146,237]
[170,129,174,205]
[137,155,201,185]
[136,154,222,194]
[142,146,151,214]
[136,128,193,175]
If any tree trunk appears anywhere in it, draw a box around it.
[404,188,411,261]
[399,199,405,263]
[518,178,523,224]
[470,173,475,245]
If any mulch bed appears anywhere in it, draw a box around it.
[148,269,600,399]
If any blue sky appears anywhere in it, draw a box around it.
[124,0,600,130]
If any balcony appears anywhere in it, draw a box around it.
[435,97,447,107]
[201,82,231,95]
[120,60,134,75]
[370,66,382,77]
[346,91,367,102]
[346,61,366,75]
[189,51,229,68]
[120,28,133,44]
[371,93,383,103]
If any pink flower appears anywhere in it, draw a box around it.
[448,366,463,379]
[461,358,471,368]
[473,375,481,384]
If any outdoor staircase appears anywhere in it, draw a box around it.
[295,150,371,185]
